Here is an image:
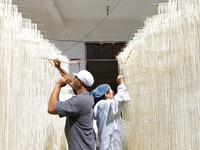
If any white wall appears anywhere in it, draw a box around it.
[47,20,143,41]
[48,19,144,75]
[52,41,86,76]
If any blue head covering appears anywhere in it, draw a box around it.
[93,84,110,98]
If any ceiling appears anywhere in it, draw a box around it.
[11,0,168,46]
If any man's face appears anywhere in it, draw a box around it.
[72,76,81,89]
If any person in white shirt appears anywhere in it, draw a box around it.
[93,75,131,150]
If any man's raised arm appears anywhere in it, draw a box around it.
[53,58,73,88]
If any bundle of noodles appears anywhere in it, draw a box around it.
[0,0,71,149]
[117,0,200,149]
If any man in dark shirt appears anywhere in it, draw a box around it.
[48,59,96,150]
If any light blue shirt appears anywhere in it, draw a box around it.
[94,84,131,150]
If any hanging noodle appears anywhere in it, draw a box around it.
[117,0,200,149]
[0,0,72,149]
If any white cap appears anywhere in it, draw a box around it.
[73,70,94,87]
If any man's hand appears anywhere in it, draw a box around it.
[56,76,70,88]
[52,58,73,88]
[53,58,61,68]
[116,75,124,85]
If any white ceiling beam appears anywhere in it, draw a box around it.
[43,0,64,26]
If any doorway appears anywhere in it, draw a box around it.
[86,42,125,92]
